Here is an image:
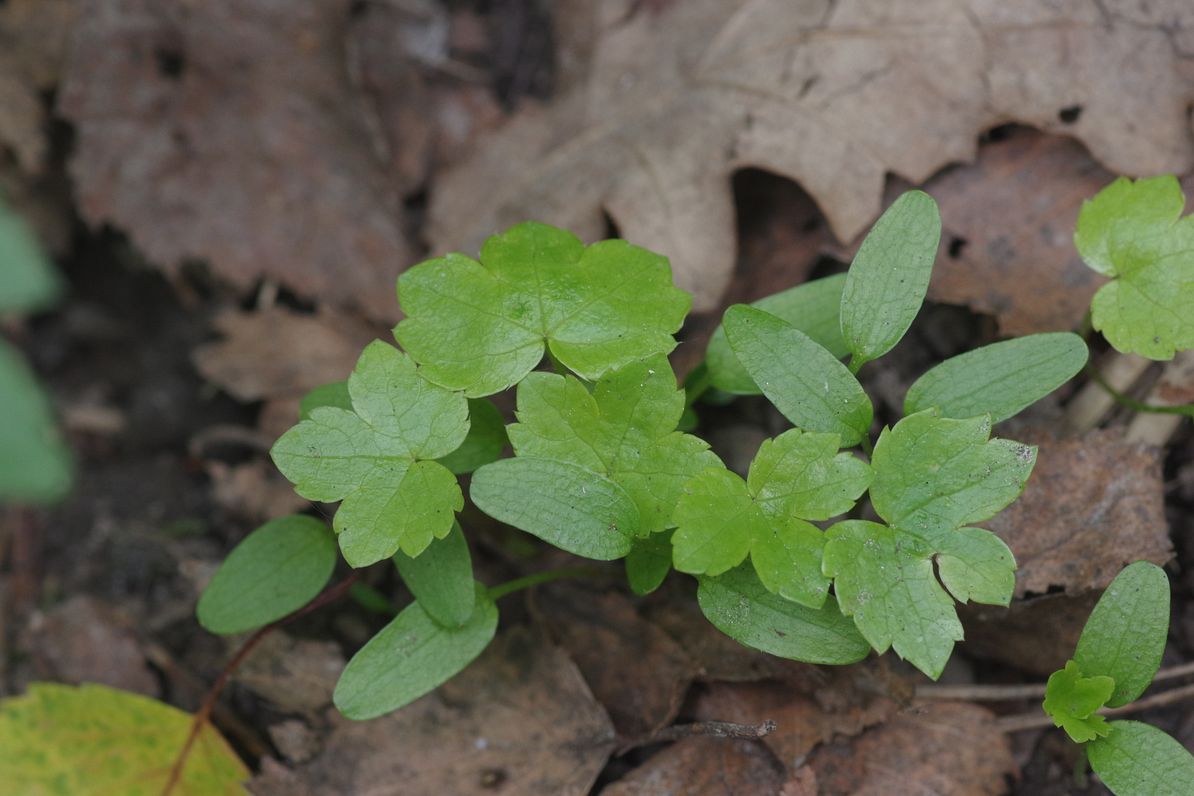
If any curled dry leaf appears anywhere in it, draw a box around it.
[807,702,1016,796]
[59,0,413,320]
[601,737,786,796]
[986,428,1171,598]
[431,0,1194,310]
[252,626,616,796]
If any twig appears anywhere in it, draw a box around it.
[159,570,361,795]
[916,661,1194,703]
[997,681,1194,734]
[616,720,777,756]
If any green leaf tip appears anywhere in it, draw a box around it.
[1087,721,1194,796]
[395,221,691,396]
[1043,660,1115,743]
[394,522,476,627]
[1075,175,1194,360]
[0,339,73,504]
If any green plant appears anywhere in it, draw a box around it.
[1042,561,1194,795]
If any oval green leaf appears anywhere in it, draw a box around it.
[1075,561,1170,707]
[706,274,849,394]
[904,333,1088,423]
[197,515,337,635]
[723,305,872,446]
[299,380,351,419]
[1088,721,1194,796]
[0,340,72,504]
[334,584,498,720]
[696,564,871,665]
[840,190,941,368]
[393,522,476,627]
[625,531,674,596]
[470,457,638,560]
[0,198,63,314]
[437,398,509,475]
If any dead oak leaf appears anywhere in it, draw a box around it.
[601,737,787,796]
[58,0,413,321]
[431,0,1194,311]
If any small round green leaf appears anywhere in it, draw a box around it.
[904,333,1089,424]
[1075,561,1170,708]
[1088,721,1194,795]
[696,564,870,665]
[0,340,72,504]
[197,515,337,635]
[393,522,476,627]
[625,531,674,596]
[299,380,351,419]
[334,584,498,720]
[471,457,638,560]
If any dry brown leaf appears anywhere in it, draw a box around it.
[601,736,787,796]
[252,626,615,796]
[961,591,1099,677]
[206,459,309,523]
[430,0,1194,311]
[192,307,377,404]
[59,0,413,320]
[807,702,1016,795]
[987,428,1171,597]
[531,582,698,738]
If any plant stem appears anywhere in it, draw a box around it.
[916,660,1194,702]
[848,355,865,375]
[996,681,1194,734]
[1085,363,1194,418]
[858,434,873,457]
[616,719,776,756]
[487,565,611,601]
[160,569,362,795]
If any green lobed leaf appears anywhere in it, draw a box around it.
[271,341,468,566]
[1074,561,1170,708]
[0,340,73,504]
[722,305,872,446]
[393,521,476,627]
[696,564,870,665]
[299,380,351,419]
[839,190,942,369]
[706,274,849,394]
[1074,175,1194,359]
[869,410,1036,539]
[625,530,674,596]
[904,333,1089,424]
[507,354,720,534]
[437,398,509,475]
[672,430,870,607]
[1087,721,1194,796]
[470,457,638,560]
[1043,660,1115,743]
[0,197,63,315]
[197,515,337,635]
[0,682,248,794]
[395,222,690,397]
[334,583,498,720]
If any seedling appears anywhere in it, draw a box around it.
[1043,562,1194,794]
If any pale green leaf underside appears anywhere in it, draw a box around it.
[334,584,497,720]
[271,342,469,566]
[394,522,476,628]
[1075,561,1170,708]
[904,333,1088,424]
[697,564,870,665]
[1075,175,1194,360]
[1043,660,1114,743]
[723,305,872,447]
[706,274,849,394]
[470,457,638,560]
[396,221,690,397]
[840,190,942,367]
[508,355,719,534]
[1087,721,1194,796]
[197,515,336,635]
[0,340,72,504]
[0,198,63,315]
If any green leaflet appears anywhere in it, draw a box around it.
[0,339,73,504]
[706,274,849,394]
[299,380,352,419]
[672,429,870,607]
[625,531,674,596]
[470,457,638,560]
[696,564,870,665]
[823,411,1031,678]
[904,333,1089,424]
[0,197,63,314]
[271,341,468,567]
[1087,721,1194,796]
[839,190,942,369]
[1075,175,1194,359]
[1074,561,1170,708]
[334,584,498,720]
[394,522,476,627]
[437,398,509,475]
[1043,660,1114,743]
[507,354,720,534]
[197,515,337,635]
[723,305,872,447]
[396,222,690,396]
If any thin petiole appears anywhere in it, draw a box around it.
[487,565,611,601]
